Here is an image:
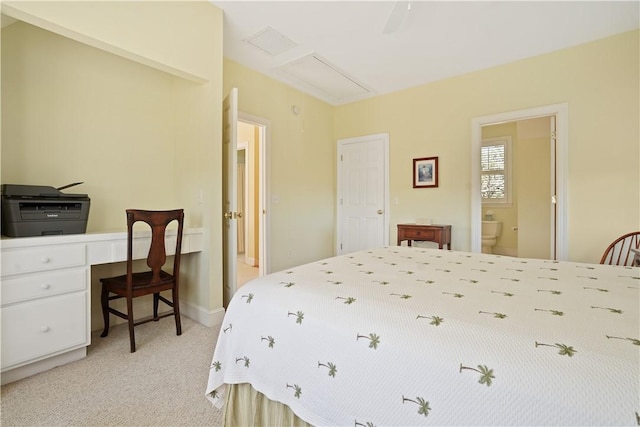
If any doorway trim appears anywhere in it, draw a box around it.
[471,103,568,260]
[238,111,270,275]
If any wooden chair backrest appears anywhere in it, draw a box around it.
[600,231,640,266]
[126,209,184,284]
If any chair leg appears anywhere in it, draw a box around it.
[153,292,160,321]
[173,287,182,336]
[127,297,136,353]
[100,285,110,338]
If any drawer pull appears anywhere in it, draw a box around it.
[40,283,51,290]
[40,257,51,264]
[40,326,50,333]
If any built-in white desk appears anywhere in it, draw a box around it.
[0,228,203,384]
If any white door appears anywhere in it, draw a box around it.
[337,133,389,255]
[222,88,238,308]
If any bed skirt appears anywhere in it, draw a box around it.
[222,383,314,427]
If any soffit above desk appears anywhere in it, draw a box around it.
[1,2,221,84]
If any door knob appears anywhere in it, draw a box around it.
[377,209,384,215]
[224,212,233,219]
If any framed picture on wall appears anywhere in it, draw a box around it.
[413,156,439,188]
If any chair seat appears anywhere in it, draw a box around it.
[101,270,175,296]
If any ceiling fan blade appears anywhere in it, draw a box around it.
[382,1,411,34]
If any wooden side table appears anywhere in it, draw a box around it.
[397,223,452,250]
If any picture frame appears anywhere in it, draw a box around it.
[413,156,439,188]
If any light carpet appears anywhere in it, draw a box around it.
[1,316,223,426]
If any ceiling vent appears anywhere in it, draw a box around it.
[276,54,372,104]
[244,26,297,56]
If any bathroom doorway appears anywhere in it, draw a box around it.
[471,103,568,261]
[481,117,553,259]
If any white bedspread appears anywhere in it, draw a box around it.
[206,247,639,426]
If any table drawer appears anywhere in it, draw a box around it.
[1,292,88,370]
[402,228,436,240]
[1,268,88,306]
[1,244,86,276]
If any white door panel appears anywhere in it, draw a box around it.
[338,134,389,255]
[223,88,238,308]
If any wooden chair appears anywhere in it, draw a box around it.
[100,209,184,352]
[599,231,640,266]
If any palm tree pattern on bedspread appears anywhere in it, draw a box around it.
[207,247,639,426]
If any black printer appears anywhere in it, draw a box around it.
[1,183,90,237]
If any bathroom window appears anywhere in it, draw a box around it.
[481,137,512,206]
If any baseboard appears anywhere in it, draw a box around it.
[92,296,225,331]
[1,347,86,385]
[181,302,225,328]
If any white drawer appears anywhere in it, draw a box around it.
[1,292,88,370]
[1,244,86,276]
[1,267,88,306]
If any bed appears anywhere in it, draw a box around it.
[206,246,639,426]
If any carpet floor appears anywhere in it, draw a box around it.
[1,316,223,426]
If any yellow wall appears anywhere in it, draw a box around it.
[224,59,336,272]
[1,1,225,325]
[334,30,639,263]
[2,23,178,229]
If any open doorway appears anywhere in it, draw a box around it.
[471,103,568,261]
[236,140,256,287]
[480,117,554,259]
[236,114,269,287]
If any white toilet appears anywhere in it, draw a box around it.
[481,221,502,254]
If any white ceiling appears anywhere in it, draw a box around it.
[214,1,640,105]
